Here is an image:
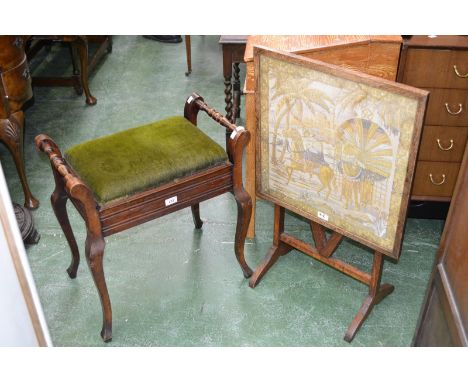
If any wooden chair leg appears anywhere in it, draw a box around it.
[224,75,233,123]
[191,203,203,229]
[69,42,83,95]
[233,63,241,119]
[233,188,253,278]
[69,42,79,75]
[73,37,97,106]
[51,190,80,278]
[85,232,112,342]
[0,113,39,209]
[106,36,113,53]
[344,252,394,342]
[185,35,192,76]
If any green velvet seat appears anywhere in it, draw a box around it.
[36,93,253,342]
[64,116,228,204]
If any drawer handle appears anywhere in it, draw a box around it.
[429,173,446,186]
[445,103,463,115]
[13,37,23,48]
[436,138,454,151]
[454,65,468,78]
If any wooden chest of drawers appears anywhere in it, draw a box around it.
[397,35,468,201]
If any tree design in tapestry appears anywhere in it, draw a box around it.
[258,55,418,252]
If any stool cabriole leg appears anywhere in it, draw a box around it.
[51,188,80,278]
[233,187,253,278]
[191,203,203,229]
[85,231,111,342]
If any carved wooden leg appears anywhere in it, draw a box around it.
[185,35,192,76]
[344,252,394,342]
[249,205,292,287]
[233,63,241,119]
[73,37,97,106]
[51,189,80,278]
[232,186,253,278]
[106,36,113,53]
[0,113,39,209]
[69,42,83,95]
[191,203,203,229]
[85,232,112,342]
[224,75,233,123]
[69,42,79,75]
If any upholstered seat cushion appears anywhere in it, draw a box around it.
[64,116,228,204]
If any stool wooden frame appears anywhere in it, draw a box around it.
[35,93,253,342]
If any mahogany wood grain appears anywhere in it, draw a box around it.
[36,93,253,342]
[99,164,233,236]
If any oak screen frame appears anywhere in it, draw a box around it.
[254,46,429,260]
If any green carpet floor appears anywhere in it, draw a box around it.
[0,35,444,346]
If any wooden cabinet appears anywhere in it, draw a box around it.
[413,141,468,346]
[397,35,468,201]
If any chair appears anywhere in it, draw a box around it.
[35,93,253,342]
[25,35,112,105]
